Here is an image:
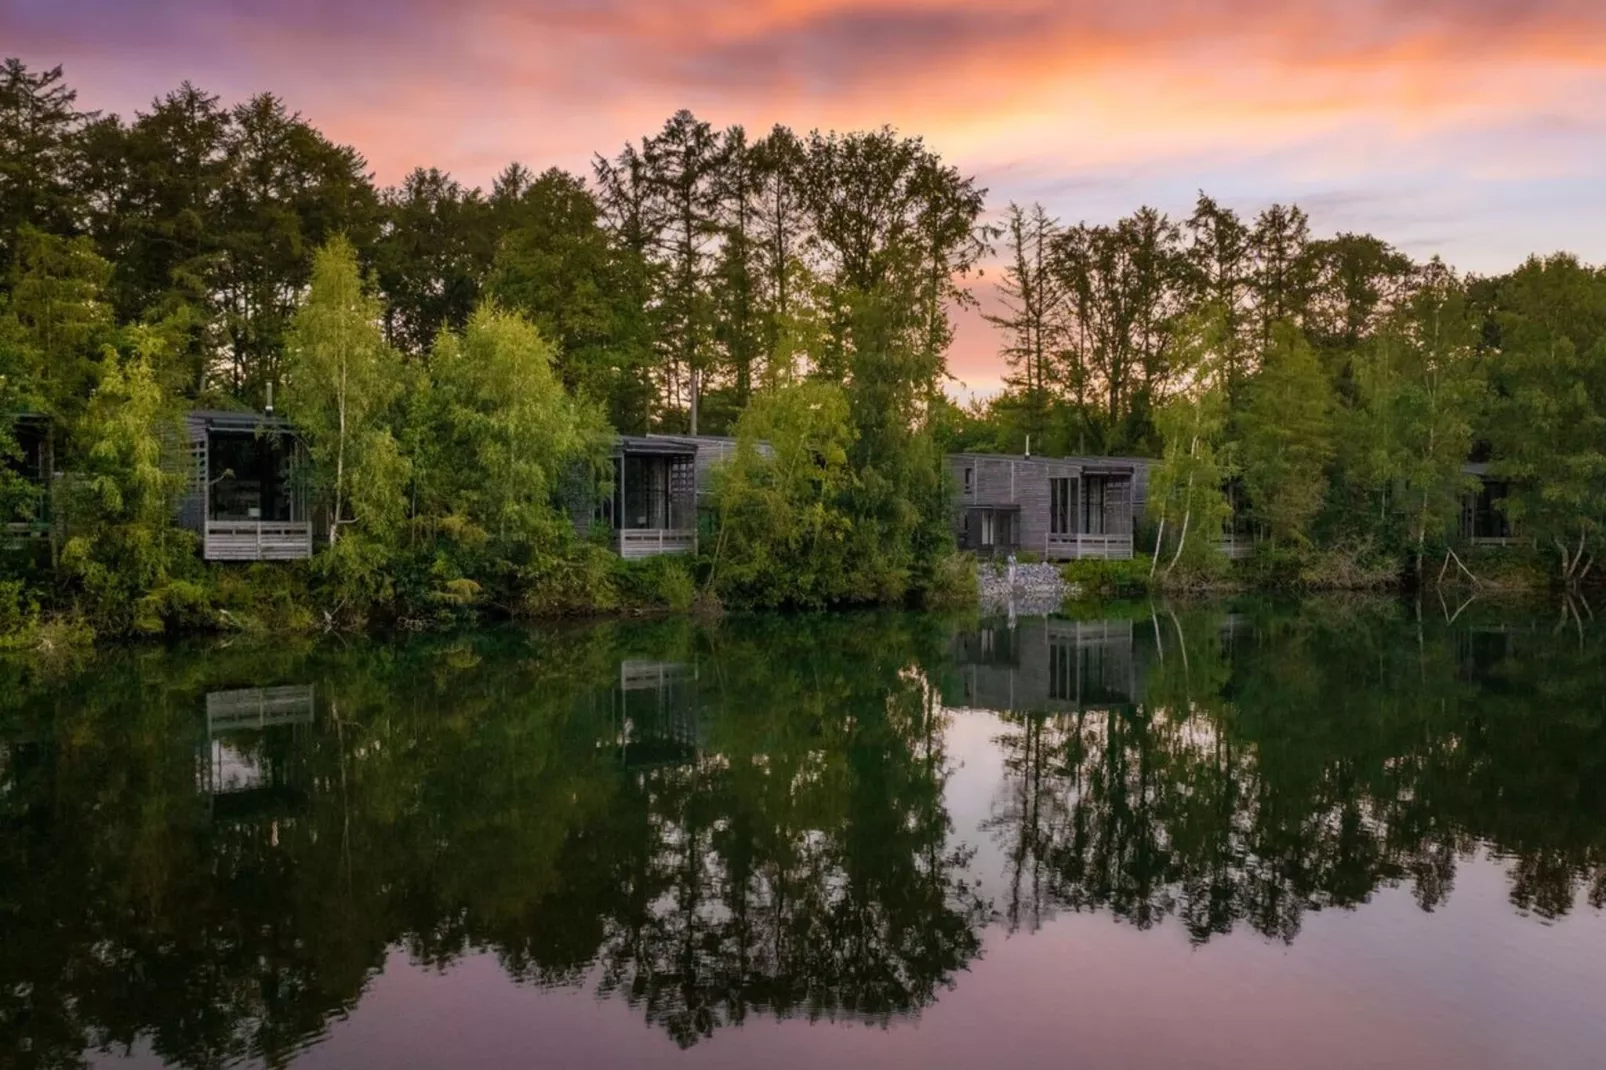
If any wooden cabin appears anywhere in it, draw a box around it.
[598,436,698,559]
[3,413,50,541]
[1459,463,1519,547]
[645,433,775,540]
[178,411,313,562]
[949,452,1148,560]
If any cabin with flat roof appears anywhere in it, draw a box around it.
[1459,463,1519,547]
[949,452,1148,560]
[3,413,50,542]
[947,617,1142,714]
[596,436,698,559]
[178,411,313,561]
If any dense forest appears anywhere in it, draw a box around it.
[972,199,1606,583]
[0,60,984,638]
[2,57,1604,641]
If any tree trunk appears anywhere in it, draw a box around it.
[332,360,347,547]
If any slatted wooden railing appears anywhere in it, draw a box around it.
[616,529,696,559]
[1046,533,1134,560]
[204,521,314,561]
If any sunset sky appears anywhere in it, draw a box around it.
[7,0,1604,394]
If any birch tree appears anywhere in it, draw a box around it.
[282,236,406,547]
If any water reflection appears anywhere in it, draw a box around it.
[1,603,1605,1067]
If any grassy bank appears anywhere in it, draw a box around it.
[1059,543,1557,605]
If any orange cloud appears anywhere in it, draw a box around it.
[7,0,1603,395]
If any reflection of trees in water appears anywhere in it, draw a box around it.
[7,604,1606,1067]
[0,615,986,1066]
[981,603,1606,947]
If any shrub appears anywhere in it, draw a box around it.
[920,552,978,611]
[1060,556,1154,599]
[615,555,696,612]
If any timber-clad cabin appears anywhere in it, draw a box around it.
[3,413,50,541]
[1459,462,1519,546]
[600,436,698,559]
[948,452,1149,560]
[178,411,313,562]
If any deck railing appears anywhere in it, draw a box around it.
[1046,533,1134,560]
[616,528,697,559]
[1217,534,1255,560]
[1468,535,1523,548]
[204,521,314,562]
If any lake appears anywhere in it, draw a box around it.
[4,598,1606,1069]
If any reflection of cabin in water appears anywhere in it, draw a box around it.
[197,685,315,821]
[178,411,313,561]
[611,660,701,768]
[950,618,1141,713]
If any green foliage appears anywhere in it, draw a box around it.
[1148,314,1233,572]
[1236,541,1401,591]
[1237,323,1334,543]
[58,336,201,633]
[919,552,979,611]
[411,304,606,546]
[1060,556,1154,599]
[614,554,696,612]
[708,380,864,608]
[282,236,409,548]
[1485,254,1606,581]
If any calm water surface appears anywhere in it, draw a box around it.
[5,600,1606,1069]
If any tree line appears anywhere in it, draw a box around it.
[972,197,1606,582]
[0,59,985,634]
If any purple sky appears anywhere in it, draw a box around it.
[7,0,1604,392]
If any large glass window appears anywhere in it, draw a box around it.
[1082,476,1107,535]
[1050,478,1072,535]
[209,433,296,522]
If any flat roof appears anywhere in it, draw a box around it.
[187,409,297,434]
[947,451,1153,470]
[614,434,697,457]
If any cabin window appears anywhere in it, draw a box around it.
[621,455,671,529]
[963,466,974,494]
[1083,476,1107,535]
[1050,478,1072,535]
[208,432,297,522]
[980,510,996,547]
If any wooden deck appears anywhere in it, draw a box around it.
[1045,533,1134,561]
[204,521,314,562]
[616,528,696,559]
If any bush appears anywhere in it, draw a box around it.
[919,552,978,611]
[1060,556,1154,599]
[615,555,696,612]
[0,579,39,641]
[1239,540,1401,591]
[518,542,621,617]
